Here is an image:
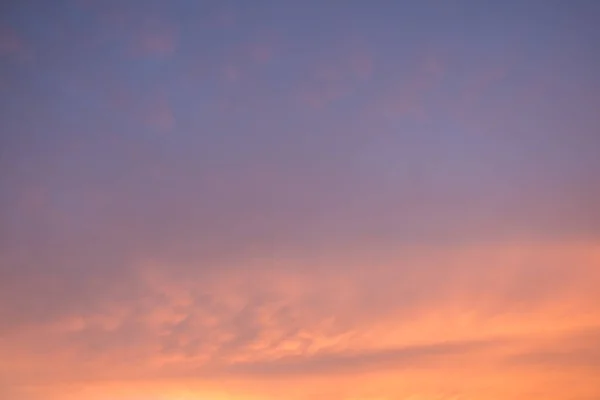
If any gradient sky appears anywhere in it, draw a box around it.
[1,1,600,399]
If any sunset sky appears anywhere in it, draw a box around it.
[1,1,600,399]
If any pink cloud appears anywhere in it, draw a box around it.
[297,72,354,109]
[297,50,372,109]
[345,39,375,80]
[18,185,49,215]
[223,64,241,83]
[247,30,280,65]
[423,53,445,80]
[380,95,428,122]
[0,25,34,63]
[462,65,509,108]
[142,95,175,132]
[450,59,515,132]
[220,34,278,84]
[0,26,23,56]
[108,85,134,111]
[74,0,131,46]
[350,50,374,80]
[299,83,352,109]
[248,43,273,65]
[367,51,446,122]
[211,7,237,29]
[291,39,379,109]
[130,18,178,57]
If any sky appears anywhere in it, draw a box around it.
[1,0,600,399]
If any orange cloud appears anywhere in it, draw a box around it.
[1,239,599,399]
